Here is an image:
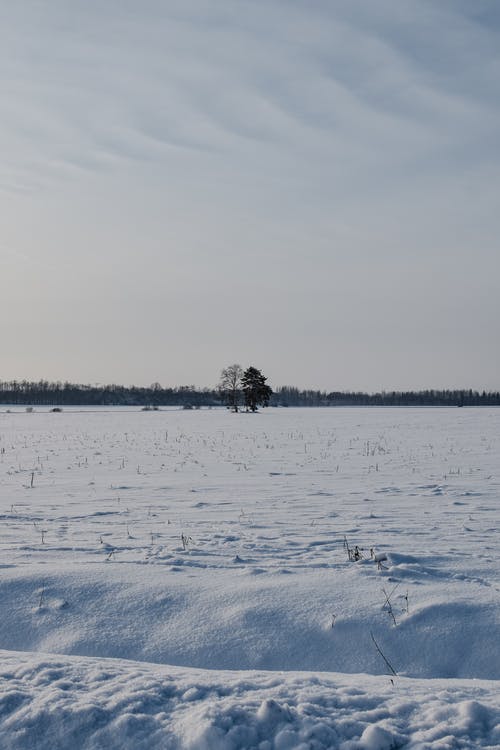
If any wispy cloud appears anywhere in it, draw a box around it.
[1,1,499,388]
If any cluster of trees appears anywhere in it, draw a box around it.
[219,365,272,412]
[0,379,499,408]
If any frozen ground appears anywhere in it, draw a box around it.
[0,406,499,748]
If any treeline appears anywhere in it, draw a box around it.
[0,380,217,407]
[0,380,499,407]
[272,386,500,407]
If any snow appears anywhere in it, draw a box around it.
[0,406,499,748]
[1,650,500,750]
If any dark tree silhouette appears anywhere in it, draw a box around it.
[241,367,272,412]
[219,364,243,412]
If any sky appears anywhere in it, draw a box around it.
[1,0,499,392]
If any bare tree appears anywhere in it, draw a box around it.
[219,364,243,412]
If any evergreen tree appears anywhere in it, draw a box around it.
[241,367,272,412]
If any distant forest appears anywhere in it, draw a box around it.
[1,380,499,407]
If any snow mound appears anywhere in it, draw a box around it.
[0,565,498,680]
[1,650,500,750]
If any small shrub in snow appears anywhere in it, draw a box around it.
[382,586,398,627]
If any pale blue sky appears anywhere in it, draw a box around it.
[1,1,499,390]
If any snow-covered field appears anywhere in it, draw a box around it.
[0,406,499,749]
